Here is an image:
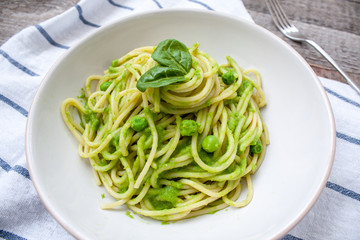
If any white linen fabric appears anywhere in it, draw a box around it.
[0,1,359,239]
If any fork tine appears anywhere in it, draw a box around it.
[270,0,293,29]
[265,0,284,31]
[267,0,360,93]
[266,0,293,32]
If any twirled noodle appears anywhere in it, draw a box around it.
[61,42,269,221]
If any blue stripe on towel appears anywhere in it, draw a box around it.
[0,49,39,76]
[0,157,30,180]
[187,0,214,10]
[152,0,163,8]
[281,234,303,240]
[12,165,31,180]
[336,132,360,146]
[34,25,70,49]
[324,87,360,108]
[0,157,11,172]
[326,181,360,202]
[75,5,101,28]
[0,230,28,240]
[108,0,134,10]
[0,93,28,117]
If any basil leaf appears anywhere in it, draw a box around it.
[136,39,192,92]
[136,66,187,92]
[152,39,192,74]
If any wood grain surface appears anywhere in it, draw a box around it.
[0,0,77,44]
[242,0,360,86]
[0,0,359,86]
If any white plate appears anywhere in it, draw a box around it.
[26,9,335,240]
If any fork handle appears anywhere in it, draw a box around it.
[305,40,360,95]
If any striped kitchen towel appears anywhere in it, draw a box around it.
[0,0,359,239]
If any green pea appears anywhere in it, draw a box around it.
[250,139,263,154]
[201,135,220,153]
[180,120,198,136]
[100,81,112,91]
[131,116,148,132]
[111,59,118,67]
[222,71,235,85]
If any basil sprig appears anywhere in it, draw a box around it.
[136,39,192,92]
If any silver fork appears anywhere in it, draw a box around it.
[265,0,360,95]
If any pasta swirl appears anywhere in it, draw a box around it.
[61,41,269,221]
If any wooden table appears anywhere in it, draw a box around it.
[243,0,360,86]
[1,0,359,86]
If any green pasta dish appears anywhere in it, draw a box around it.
[61,39,269,221]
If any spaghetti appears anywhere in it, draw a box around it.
[61,39,269,221]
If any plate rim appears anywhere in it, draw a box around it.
[25,8,336,240]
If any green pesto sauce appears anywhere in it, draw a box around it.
[239,155,247,174]
[252,163,257,171]
[110,131,120,150]
[90,118,100,130]
[199,150,217,165]
[224,67,236,73]
[207,112,214,121]
[248,107,256,113]
[166,180,183,189]
[161,221,170,225]
[178,144,192,156]
[108,66,118,74]
[96,158,108,166]
[146,186,180,210]
[208,210,218,215]
[237,79,253,96]
[195,69,201,78]
[178,163,204,173]
[223,163,236,174]
[125,211,134,219]
[143,125,166,149]
[224,96,240,106]
[144,107,156,119]
[228,112,240,132]
[81,103,100,131]
[117,185,128,194]
[76,88,88,128]
[77,88,86,101]
[205,99,212,107]
[172,138,191,156]
[250,137,259,146]
[157,126,166,144]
